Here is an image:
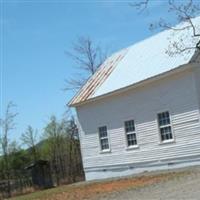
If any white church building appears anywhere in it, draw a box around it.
[69,17,200,181]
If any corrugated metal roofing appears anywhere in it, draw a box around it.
[69,17,200,106]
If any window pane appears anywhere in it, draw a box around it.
[125,120,135,133]
[127,133,137,146]
[99,126,109,150]
[99,126,108,138]
[160,126,172,141]
[158,112,170,126]
[101,138,109,150]
[158,111,173,142]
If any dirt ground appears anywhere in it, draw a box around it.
[11,166,200,200]
[95,166,200,200]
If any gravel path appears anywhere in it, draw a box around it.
[97,166,200,200]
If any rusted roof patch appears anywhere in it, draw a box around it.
[68,48,128,106]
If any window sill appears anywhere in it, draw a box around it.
[99,149,111,154]
[126,145,139,150]
[159,139,175,145]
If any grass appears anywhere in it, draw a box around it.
[10,171,189,200]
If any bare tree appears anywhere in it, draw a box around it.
[65,37,107,91]
[130,0,200,56]
[21,126,39,162]
[0,102,17,197]
[44,116,64,185]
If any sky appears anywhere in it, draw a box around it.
[0,0,174,144]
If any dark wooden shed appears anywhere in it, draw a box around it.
[26,160,53,189]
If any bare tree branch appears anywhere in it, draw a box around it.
[129,0,149,13]
[130,0,200,56]
[64,76,86,91]
[64,37,107,91]
[21,126,39,162]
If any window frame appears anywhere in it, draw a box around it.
[124,119,138,149]
[98,126,111,153]
[157,111,175,144]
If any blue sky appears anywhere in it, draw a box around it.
[1,1,173,144]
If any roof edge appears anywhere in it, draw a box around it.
[69,62,197,107]
[68,48,129,106]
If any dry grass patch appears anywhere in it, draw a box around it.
[10,171,189,200]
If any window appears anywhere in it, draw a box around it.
[124,120,137,147]
[98,126,110,151]
[158,111,173,142]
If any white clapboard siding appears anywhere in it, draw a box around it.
[194,66,200,110]
[76,68,200,180]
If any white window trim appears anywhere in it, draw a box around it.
[157,111,175,144]
[98,126,111,153]
[124,120,139,150]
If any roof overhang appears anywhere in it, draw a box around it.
[69,62,198,108]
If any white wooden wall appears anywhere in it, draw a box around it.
[194,66,200,110]
[76,68,200,180]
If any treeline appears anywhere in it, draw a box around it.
[0,38,104,199]
[0,103,84,198]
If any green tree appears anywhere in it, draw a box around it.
[0,102,17,197]
[43,116,65,185]
[42,116,84,185]
[21,126,39,162]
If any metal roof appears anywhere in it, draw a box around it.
[69,48,128,106]
[69,17,200,107]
